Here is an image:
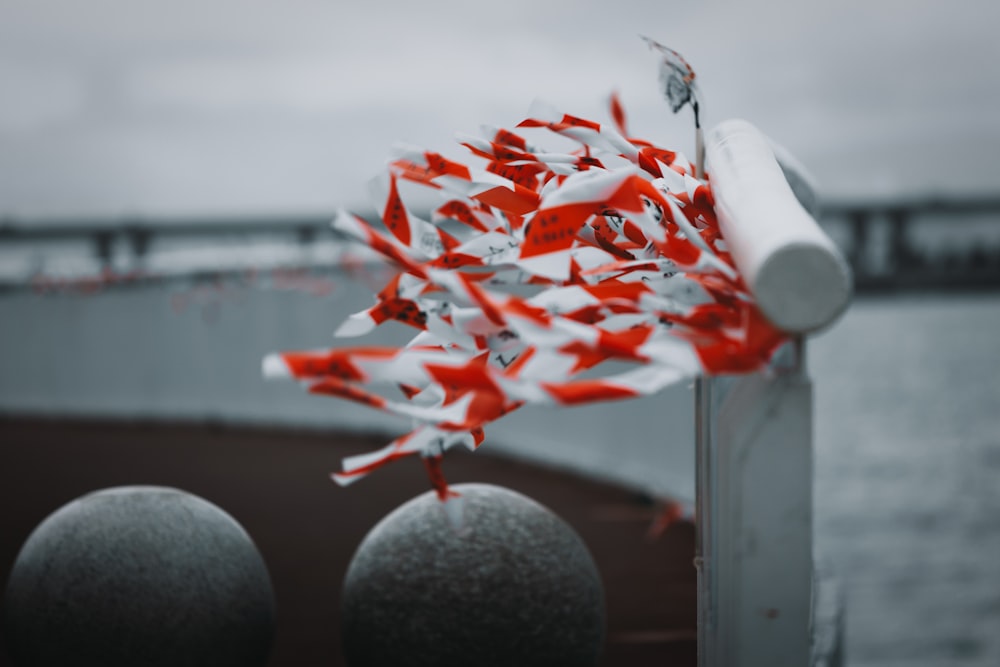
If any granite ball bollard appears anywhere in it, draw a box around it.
[341,483,605,667]
[3,486,275,667]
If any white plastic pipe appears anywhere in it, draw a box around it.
[705,119,851,333]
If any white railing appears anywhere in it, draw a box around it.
[696,119,851,666]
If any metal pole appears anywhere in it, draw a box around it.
[694,375,713,667]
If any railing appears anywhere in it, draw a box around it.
[697,119,850,667]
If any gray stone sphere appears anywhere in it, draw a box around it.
[341,483,605,667]
[3,486,275,667]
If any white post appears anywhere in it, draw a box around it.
[696,345,814,667]
[695,120,850,666]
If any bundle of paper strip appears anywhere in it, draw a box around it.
[263,42,787,505]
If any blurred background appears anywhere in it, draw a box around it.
[2,1,999,665]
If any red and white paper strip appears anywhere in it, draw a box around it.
[264,69,787,497]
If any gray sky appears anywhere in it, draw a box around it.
[2,0,999,218]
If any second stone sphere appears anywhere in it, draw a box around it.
[341,483,605,667]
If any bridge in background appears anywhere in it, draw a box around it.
[3,195,1000,292]
[822,195,1000,291]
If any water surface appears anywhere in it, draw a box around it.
[811,294,1000,666]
